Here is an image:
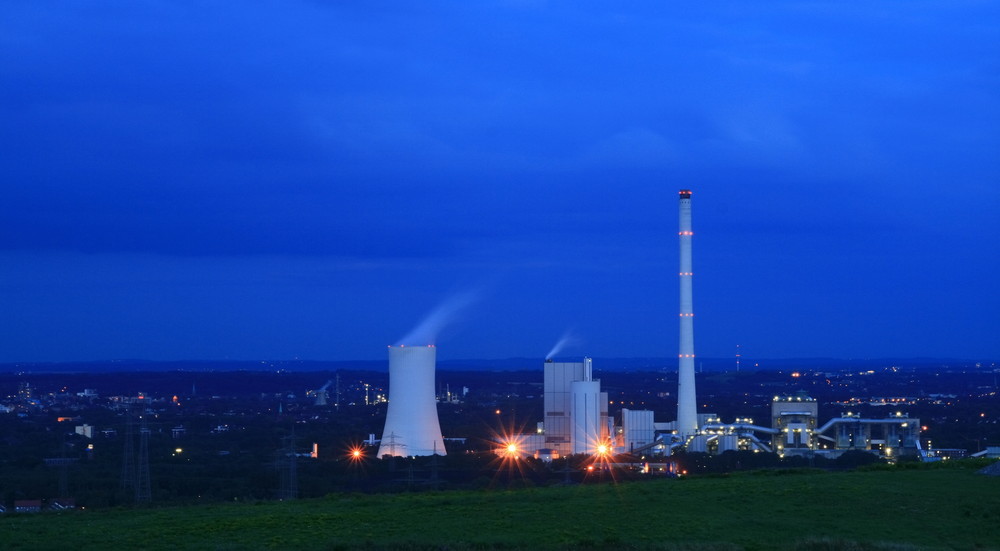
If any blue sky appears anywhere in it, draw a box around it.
[1,1,997,362]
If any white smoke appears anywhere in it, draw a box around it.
[545,330,581,360]
[396,290,479,346]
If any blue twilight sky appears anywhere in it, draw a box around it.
[1,2,998,363]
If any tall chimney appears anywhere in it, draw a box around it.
[676,189,698,436]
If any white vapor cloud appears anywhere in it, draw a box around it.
[396,290,480,346]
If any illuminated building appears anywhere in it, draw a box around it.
[377,345,446,457]
[621,408,656,452]
[771,395,818,452]
[541,358,609,456]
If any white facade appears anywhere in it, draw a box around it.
[621,408,656,452]
[542,357,610,455]
[75,424,94,438]
[571,380,601,455]
[543,359,591,454]
[377,345,447,457]
[676,189,699,436]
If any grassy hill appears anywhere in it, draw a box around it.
[2,464,998,550]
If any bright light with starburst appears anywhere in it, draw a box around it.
[582,437,619,482]
[497,437,523,459]
[347,445,366,463]
[482,419,536,486]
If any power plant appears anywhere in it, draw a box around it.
[377,345,446,457]
[501,189,929,461]
[373,188,939,463]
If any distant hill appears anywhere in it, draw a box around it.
[1,356,991,374]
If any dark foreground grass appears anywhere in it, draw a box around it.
[1,467,998,550]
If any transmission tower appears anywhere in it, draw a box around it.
[428,450,440,487]
[278,432,298,500]
[384,431,406,457]
[135,405,151,504]
[121,400,135,491]
[58,430,69,496]
[43,431,76,499]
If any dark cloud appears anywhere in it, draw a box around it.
[0,1,997,361]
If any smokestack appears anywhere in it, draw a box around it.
[676,189,698,436]
[377,345,447,457]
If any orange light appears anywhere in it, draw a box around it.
[347,445,365,462]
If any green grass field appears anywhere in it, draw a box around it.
[2,465,998,550]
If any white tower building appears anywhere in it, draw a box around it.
[543,357,608,455]
[543,359,590,454]
[676,189,699,436]
[571,379,602,455]
[377,345,447,457]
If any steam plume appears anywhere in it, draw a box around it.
[545,330,581,360]
[396,290,478,346]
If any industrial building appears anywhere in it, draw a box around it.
[542,358,609,455]
[373,189,937,464]
[502,189,930,463]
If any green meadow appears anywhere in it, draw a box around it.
[2,464,998,550]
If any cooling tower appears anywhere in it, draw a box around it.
[676,189,699,436]
[377,345,447,457]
